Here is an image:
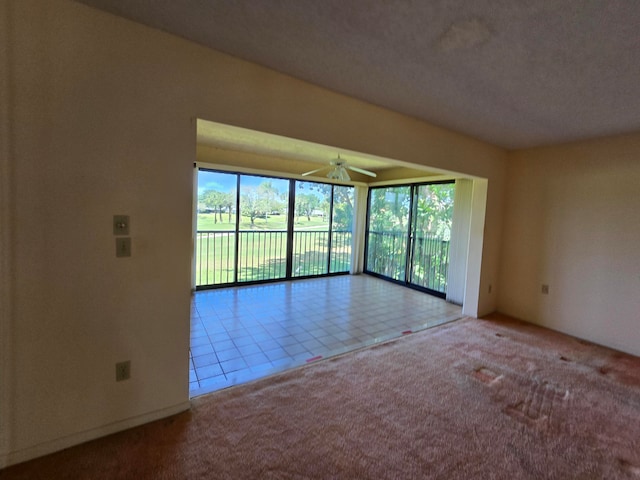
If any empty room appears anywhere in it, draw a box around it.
[189,122,471,396]
[1,1,639,478]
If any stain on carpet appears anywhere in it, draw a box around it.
[618,458,640,476]
[603,353,640,387]
[473,366,503,385]
[504,380,568,431]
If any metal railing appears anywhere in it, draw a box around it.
[291,230,352,277]
[292,230,329,277]
[195,230,236,286]
[330,230,352,274]
[366,230,409,282]
[238,230,288,282]
[410,233,450,293]
[366,230,450,293]
[196,230,352,287]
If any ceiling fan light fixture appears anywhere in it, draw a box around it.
[302,154,374,180]
[327,165,350,181]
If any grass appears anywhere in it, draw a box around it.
[195,214,350,286]
[195,230,351,286]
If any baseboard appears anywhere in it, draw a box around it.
[0,401,191,469]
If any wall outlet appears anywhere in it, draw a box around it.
[541,284,549,295]
[115,360,131,381]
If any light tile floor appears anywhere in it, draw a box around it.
[190,274,462,397]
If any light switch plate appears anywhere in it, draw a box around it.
[116,237,131,257]
[116,360,131,381]
[113,215,130,235]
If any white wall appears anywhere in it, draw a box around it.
[1,0,14,461]
[2,0,507,465]
[499,133,640,356]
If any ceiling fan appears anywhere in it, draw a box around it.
[301,155,377,181]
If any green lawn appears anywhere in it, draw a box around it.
[197,213,329,231]
[195,230,351,286]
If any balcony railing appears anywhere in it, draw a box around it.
[196,230,236,286]
[366,230,450,293]
[410,233,450,293]
[196,230,352,287]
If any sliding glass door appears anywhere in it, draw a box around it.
[330,186,354,273]
[365,181,454,296]
[407,183,455,293]
[195,170,237,286]
[365,186,411,281]
[195,169,353,289]
[237,175,290,282]
[292,181,330,277]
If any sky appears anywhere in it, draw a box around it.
[198,170,327,200]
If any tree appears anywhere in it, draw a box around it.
[369,187,410,233]
[301,183,354,230]
[415,184,454,240]
[331,185,353,231]
[295,193,321,221]
[223,191,235,223]
[240,186,261,227]
[199,189,226,223]
[240,181,285,227]
[258,181,282,215]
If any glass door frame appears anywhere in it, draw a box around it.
[363,179,455,298]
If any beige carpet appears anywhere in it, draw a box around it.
[2,314,640,479]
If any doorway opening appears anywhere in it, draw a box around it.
[191,120,489,397]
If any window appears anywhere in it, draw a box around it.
[195,169,354,288]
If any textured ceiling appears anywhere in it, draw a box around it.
[76,0,640,149]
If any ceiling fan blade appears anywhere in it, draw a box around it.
[346,165,377,177]
[301,167,328,176]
